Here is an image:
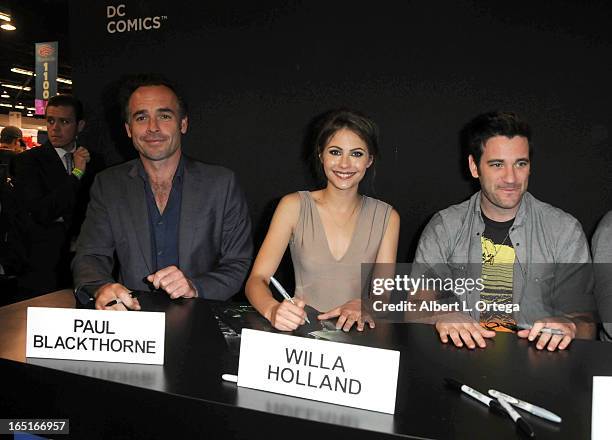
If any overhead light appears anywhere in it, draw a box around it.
[0,11,15,30]
[11,68,73,85]
[0,93,8,98]
[27,107,35,111]
[0,103,12,108]
[11,68,33,76]
[14,105,24,109]
[26,112,33,116]
[1,83,31,91]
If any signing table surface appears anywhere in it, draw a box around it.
[1,290,611,439]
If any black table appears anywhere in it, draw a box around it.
[1,291,611,439]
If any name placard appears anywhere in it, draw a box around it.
[26,307,165,365]
[592,376,612,440]
[237,329,400,414]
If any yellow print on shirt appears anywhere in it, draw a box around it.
[481,236,516,329]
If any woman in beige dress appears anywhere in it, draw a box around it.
[245,109,400,332]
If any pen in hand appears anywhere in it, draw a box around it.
[507,324,566,336]
[105,298,124,307]
[105,291,140,309]
[269,276,311,324]
[537,327,565,336]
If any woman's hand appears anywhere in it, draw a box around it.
[318,299,375,332]
[269,298,307,331]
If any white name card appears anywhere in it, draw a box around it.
[237,329,400,414]
[26,307,165,365]
[592,376,612,440]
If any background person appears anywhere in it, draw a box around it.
[12,96,93,294]
[0,126,23,173]
[0,126,25,284]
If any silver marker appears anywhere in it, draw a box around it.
[489,389,562,423]
[270,276,311,324]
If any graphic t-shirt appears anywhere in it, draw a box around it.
[480,214,516,331]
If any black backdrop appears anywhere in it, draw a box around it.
[68,0,612,265]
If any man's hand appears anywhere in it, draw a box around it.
[147,265,197,299]
[269,299,307,331]
[435,312,496,349]
[318,299,374,332]
[95,283,141,311]
[516,317,577,351]
[73,146,90,172]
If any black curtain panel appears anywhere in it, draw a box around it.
[69,0,612,261]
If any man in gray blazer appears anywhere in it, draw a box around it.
[72,75,253,309]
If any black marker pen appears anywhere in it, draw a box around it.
[105,291,140,308]
[445,378,504,414]
[497,395,536,438]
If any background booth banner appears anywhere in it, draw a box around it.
[69,0,612,268]
[34,41,58,114]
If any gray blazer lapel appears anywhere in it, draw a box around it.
[179,159,201,269]
[127,164,153,274]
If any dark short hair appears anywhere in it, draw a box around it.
[313,108,379,160]
[0,126,22,143]
[461,111,532,166]
[46,95,84,121]
[119,74,188,123]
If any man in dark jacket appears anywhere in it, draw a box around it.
[13,95,92,294]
